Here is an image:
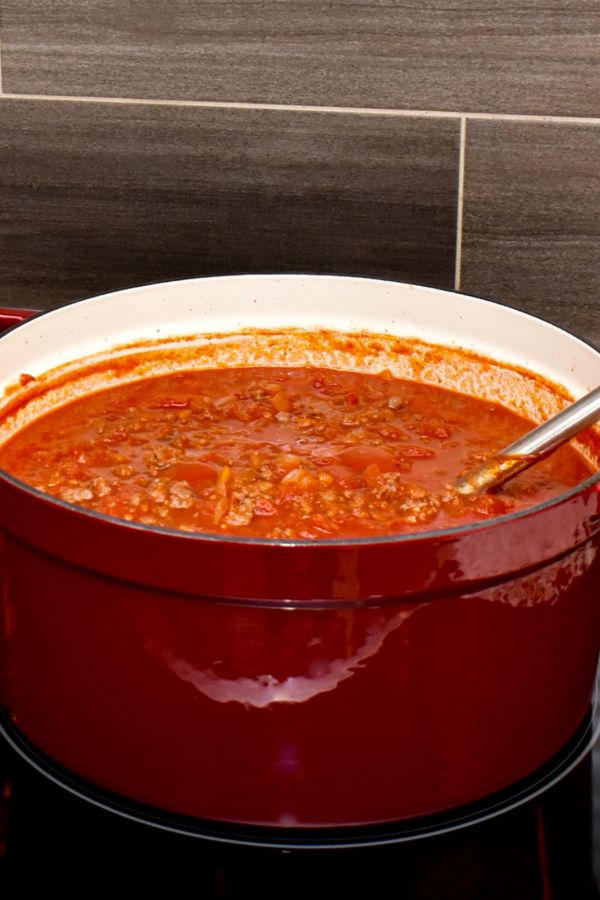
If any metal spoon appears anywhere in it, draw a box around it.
[454,384,600,496]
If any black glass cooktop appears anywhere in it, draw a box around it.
[1,725,598,898]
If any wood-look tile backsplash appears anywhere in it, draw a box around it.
[0,1,598,345]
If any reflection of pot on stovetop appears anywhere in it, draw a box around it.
[0,275,598,829]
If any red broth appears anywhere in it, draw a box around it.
[0,366,592,537]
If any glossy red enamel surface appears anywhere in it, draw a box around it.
[1,508,599,827]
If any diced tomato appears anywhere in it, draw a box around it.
[323,464,361,490]
[280,468,319,494]
[337,445,397,472]
[362,463,383,487]
[168,461,218,489]
[272,391,291,412]
[276,453,303,472]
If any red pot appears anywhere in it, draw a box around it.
[0,276,598,829]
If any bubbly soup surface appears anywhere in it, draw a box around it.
[0,366,593,538]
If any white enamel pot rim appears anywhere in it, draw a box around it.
[0,273,598,550]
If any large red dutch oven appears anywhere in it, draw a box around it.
[0,275,598,830]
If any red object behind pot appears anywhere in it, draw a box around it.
[0,279,598,829]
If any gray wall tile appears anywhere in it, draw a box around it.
[461,120,600,348]
[0,99,458,308]
[3,1,600,116]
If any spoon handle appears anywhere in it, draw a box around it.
[455,384,600,496]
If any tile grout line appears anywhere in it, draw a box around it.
[454,117,467,292]
[2,91,600,125]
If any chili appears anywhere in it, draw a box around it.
[0,366,593,539]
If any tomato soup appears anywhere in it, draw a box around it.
[0,365,592,538]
